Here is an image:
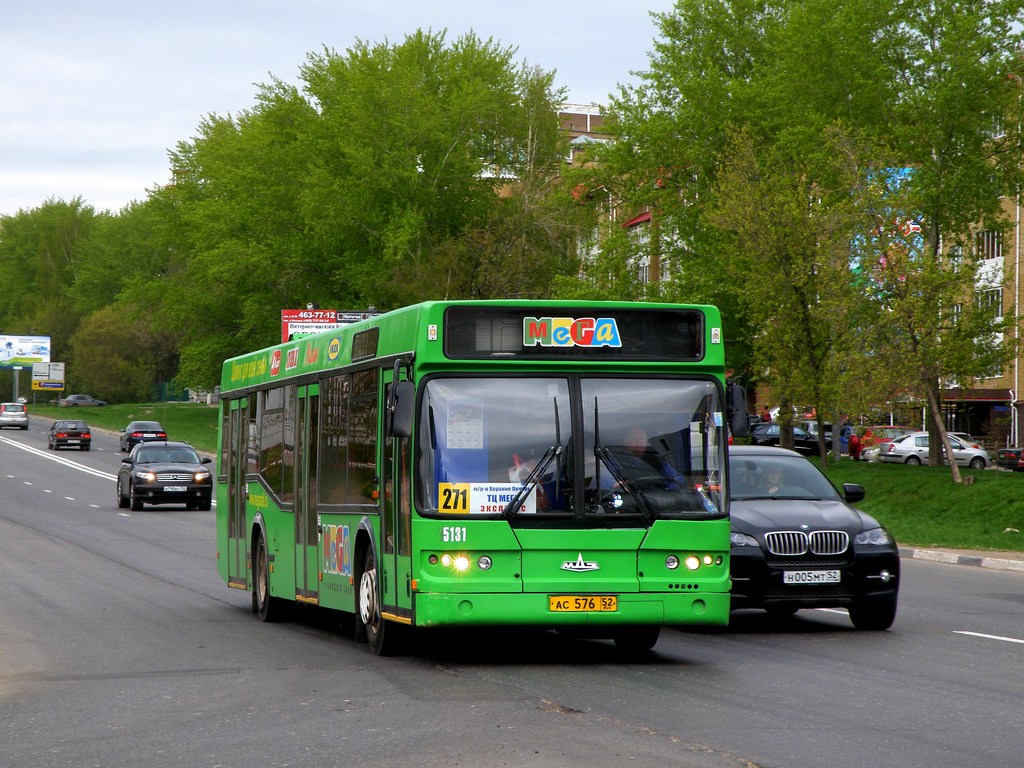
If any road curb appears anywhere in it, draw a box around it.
[899,547,1024,573]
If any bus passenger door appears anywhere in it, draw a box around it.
[382,376,413,618]
[226,397,249,589]
[295,384,320,603]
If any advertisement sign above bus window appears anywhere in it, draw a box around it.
[443,306,705,361]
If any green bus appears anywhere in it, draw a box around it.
[216,300,748,654]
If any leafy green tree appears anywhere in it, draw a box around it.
[67,305,157,402]
[0,198,100,359]
[158,30,571,389]
[572,0,1024,479]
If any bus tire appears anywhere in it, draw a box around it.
[357,548,395,655]
[613,626,660,653]
[254,534,282,622]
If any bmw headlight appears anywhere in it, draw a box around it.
[730,531,759,548]
[855,527,893,546]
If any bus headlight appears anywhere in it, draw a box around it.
[453,555,470,572]
[665,555,680,570]
[685,555,701,571]
[478,555,493,570]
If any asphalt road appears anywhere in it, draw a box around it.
[1,421,1022,768]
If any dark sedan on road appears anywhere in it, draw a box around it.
[119,420,167,452]
[116,441,213,511]
[728,444,900,630]
[47,420,92,450]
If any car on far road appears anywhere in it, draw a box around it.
[728,444,900,630]
[47,419,91,450]
[880,431,990,468]
[996,447,1024,471]
[59,394,107,407]
[750,422,830,453]
[0,402,29,430]
[116,441,213,511]
[120,420,167,452]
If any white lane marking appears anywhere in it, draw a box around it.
[0,435,117,481]
[954,631,1024,645]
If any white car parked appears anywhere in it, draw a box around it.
[879,431,990,469]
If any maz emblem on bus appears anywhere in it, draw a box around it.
[561,553,600,572]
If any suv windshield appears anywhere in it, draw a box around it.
[418,376,726,521]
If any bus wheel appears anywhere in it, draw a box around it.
[613,626,660,653]
[358,548,393,655]
[254,534,282,622]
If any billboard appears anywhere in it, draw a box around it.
[281,309,379,342]
[0,335,51,369]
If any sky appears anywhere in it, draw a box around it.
[0,0,677,217]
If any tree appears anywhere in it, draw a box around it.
[571,0,1024,480]
[157,30,572,389]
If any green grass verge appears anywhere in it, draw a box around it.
[820,458,1024,553]
[27,402,1024,554]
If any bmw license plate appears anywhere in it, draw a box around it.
[549,595,617,612]
[164,486,187,492]
[783,570,840,584]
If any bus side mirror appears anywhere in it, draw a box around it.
[388,380,414,438]
[727,381,749,438]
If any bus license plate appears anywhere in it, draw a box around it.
[164,486,187,492]
[783,570,840,584]
[549,595,617,612]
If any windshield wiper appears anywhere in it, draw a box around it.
[502,445,562,519]
[593,446,656,522]
[592,397,655,522]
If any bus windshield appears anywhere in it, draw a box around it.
[419,376,725,519]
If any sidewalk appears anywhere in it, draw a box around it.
[900,546,1024,573]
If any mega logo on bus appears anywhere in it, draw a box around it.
[522,316,622,348]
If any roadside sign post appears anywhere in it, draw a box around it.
[12,366,22,402]
[31,362,65,401]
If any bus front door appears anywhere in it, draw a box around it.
[382,376,413,621]
[295,385,320,604]
[226,397,248,589]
